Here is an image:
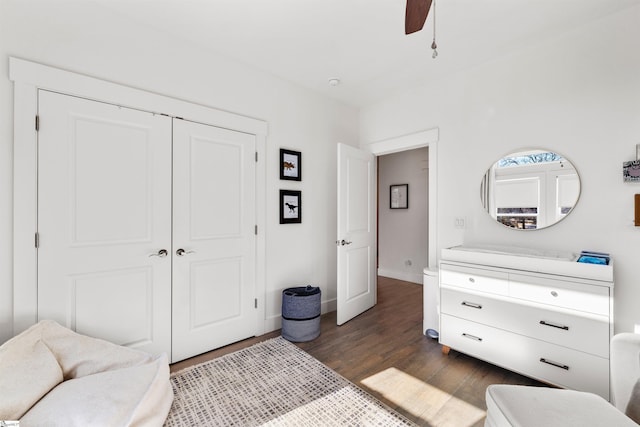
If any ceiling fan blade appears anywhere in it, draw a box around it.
[405,0,432,35]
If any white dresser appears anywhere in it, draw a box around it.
[438,245,613,399]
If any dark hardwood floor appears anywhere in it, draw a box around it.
[170,276,544,426]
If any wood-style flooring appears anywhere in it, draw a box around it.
[170,276,545,426]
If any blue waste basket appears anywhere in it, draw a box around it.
[281,286,321,342]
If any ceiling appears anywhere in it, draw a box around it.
[94,0,640,108]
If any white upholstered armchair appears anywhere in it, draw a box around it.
[485,333,640,426]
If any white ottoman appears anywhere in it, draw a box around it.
[485,385,637,427]
[0,320,173,426]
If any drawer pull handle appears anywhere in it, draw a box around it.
[540,358,569,371]
[462,301,483,309]
[539,320,569,331]
[462,333,483,342]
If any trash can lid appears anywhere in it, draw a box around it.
[283,285,320,297]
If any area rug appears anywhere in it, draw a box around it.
[164,337,416,426]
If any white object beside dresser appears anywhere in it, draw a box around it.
[438,245,614,400]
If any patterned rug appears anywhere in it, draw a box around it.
[164,337,416,426]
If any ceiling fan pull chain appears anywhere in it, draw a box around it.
[431,0,438,59]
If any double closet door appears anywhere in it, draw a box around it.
[37,90,257,362]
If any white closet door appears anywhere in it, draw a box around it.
[37,90,172,357]
[172,119,256,362]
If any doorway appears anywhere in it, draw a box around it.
[367,128,438,270]
[335,129,438,325]
[377,147,429,285]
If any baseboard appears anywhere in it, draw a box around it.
[377,268,423,285]
[323,298,337,313]
[264,315,281,333]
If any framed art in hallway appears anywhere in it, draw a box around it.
[390,184,408,209]
[280,149,301,181]
[280,190,302,224]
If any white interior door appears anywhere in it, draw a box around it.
[171,119,257,362]
[37,90,172,356]
[337,143,377,325]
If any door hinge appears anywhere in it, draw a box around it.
[255,152,258,162]
[255,298,258,309]
[255,225,258,235]
[35,232,39,248]
[35,115,40,131]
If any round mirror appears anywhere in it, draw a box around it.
[480,149,580,230]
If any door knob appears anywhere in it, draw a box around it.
[176,248,196,256]
[148,249,168,258]
[336,239,352,246]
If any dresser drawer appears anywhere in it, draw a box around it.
[440,287,510,325]
[440,315,609,399]
[509,274,609,316]
[440,264,508,295]
[440,288,610,358]
[525,309,609,358]
[440,314,505,365]
[525,338,609,400]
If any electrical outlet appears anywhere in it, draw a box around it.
[454,217,466,229]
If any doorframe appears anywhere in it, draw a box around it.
[364,128,439,269]
[10,57,268,336]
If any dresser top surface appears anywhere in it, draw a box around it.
[447,244,577,261]
[441,245,613,283]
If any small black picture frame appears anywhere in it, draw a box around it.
[390,184,409,209]
[280,190,302,224]
[280,149,302,181]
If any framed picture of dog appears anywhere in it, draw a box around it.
[280,149,301,181]
[280,190,302,224]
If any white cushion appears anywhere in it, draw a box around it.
[35,320,157,379]
[0,337,63,420]
[0,320,173,426]
[21,353,173,427]
[485,385,638,427]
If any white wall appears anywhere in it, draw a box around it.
[378,148,428,283]
[0,1,359,342]
[360,6,640,333]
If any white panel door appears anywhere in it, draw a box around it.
[336,143,377,325]
[37,90,172,356]
[172,119,256,362]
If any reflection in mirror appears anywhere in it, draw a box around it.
[480,149,580,230]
